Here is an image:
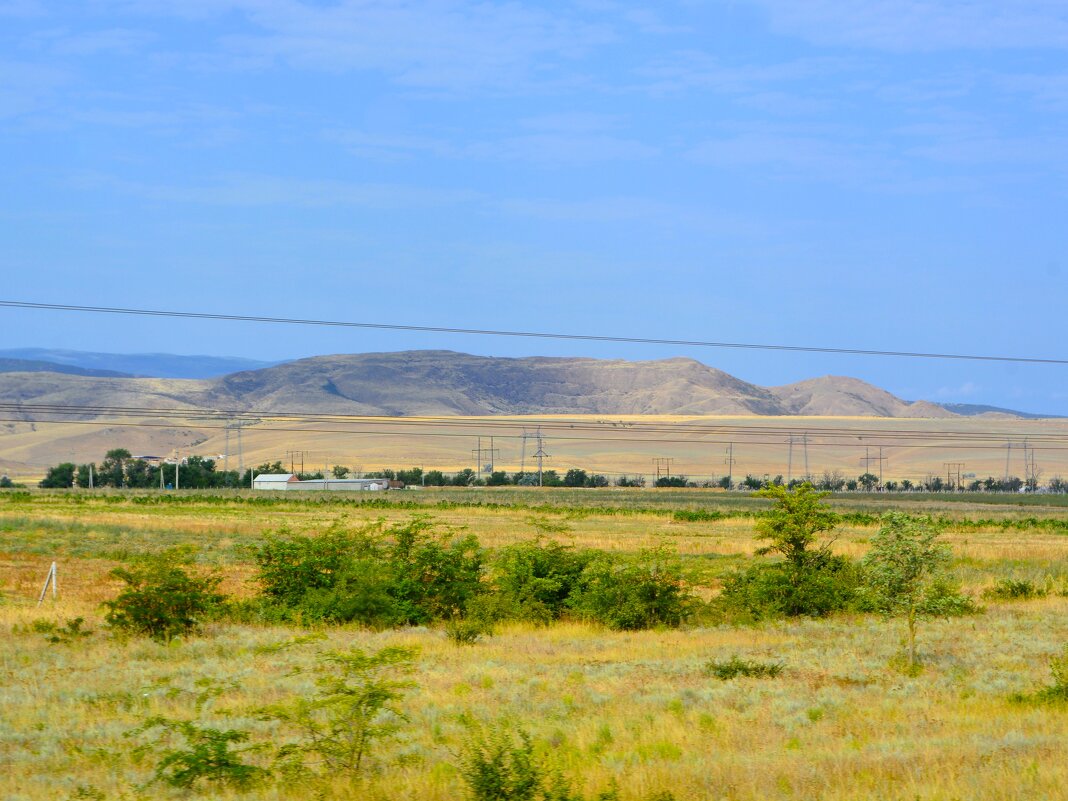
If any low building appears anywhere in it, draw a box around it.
[289,478,391,492]
[252,474,391,492]
[252,473,300,490]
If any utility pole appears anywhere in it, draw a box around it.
[471,437,498,478]
[724,443,735,489]
[859,447,888,488]
[286,450,306,477]
[944,462,966,492]
[175,450,180,491]
[786,435,809,483]
[654,458,673,482]
[533,428,549,487]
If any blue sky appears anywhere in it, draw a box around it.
[2,1,1066,413]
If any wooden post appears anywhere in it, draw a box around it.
[37,561,57,605]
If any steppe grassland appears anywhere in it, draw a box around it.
[7,414,1068,484]
[3,489,1068,801]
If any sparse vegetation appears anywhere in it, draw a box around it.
[3,487,1068,800]
[704,655,784,680]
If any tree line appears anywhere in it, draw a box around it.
[33,450,1068,493]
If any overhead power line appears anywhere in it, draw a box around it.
[1,299,1064,366]
[6,404,1068,451]
[4,401,1068,442]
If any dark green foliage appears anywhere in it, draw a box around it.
[129,717,268,789]
[39,462,76,488]
[704,655,784,680]
[672,509,723,522]
[30,616,92,644]
[655,476,689,488]
[719,552,865,620]
[253,518,484,626]
[491,540,595,624]
[262,646,417,778]
[457,726,670,801]
[255,524,358,608]
[103,558,224,641]
[569,547,690,630]
[719,483,858,619]
[917,577,980,616]
[458,727,545,801]
[445,616,492,645]
[983,578,1048,601]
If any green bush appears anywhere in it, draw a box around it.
[29,616,92,644]
[262,645,417,779]
[128,717,269,790]
[1011,645,1068,704]
[253,517,484,626]
[458,727,545,801]
[569,547,691,630]
[983,578,1047,601]
[446,616,492,645]
[704,655,784,680]
[103,559,224,642]
[718,552,865,620]
[491,540,595,624]
[456,726,674,801]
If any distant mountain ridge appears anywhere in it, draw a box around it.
[0,349,1045,419]
[0,348,279,379]
[0,357,131,379]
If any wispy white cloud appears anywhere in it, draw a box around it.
[748,0,1068,51]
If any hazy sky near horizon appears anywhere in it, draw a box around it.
[2,1,1066,413]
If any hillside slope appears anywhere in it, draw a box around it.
[0,350,966,419]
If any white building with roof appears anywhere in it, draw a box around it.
[252,473,300,490]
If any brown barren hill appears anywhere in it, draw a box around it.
[0,351,967,419]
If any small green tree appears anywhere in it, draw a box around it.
[129,717,268,790]
[857,472,879,491]
[263,645,417,778]
[39,462,76,488]
[103,558,224,641]
[332,465,350,478]
[754,483,840,569]
[862,513,952,670]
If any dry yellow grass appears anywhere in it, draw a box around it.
[2,491,1068,800]
[6,413,1068,485]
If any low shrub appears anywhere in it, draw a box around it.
[490,539,595,624]
[261,645,418,778]
[103,559,224,642]
[446,616,492,646]
[253,517,484,627]
[1011,645,1068,704]
[29,617,92,644]
[672,509,723,523]
[128,717,269,790]
[718,553,865,620]
[983,578,1048,601]
[569,547,691,630]
[704,655,784,680]
[456,726,663,801]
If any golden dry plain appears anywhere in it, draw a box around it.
[3,488,1068,801]
[3,413,1068,485]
